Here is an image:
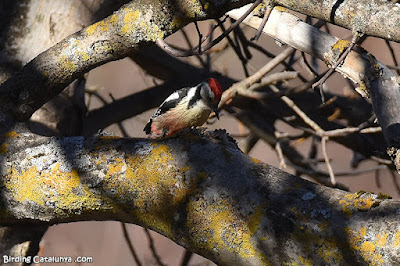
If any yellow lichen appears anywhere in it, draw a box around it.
[169,16,184,30]
[290,220,343,264]
[299,256,312,266]
[250,157,263,164]
[339,192,379,216]
[355,82,370,97]
[0,142,8,154]
[248,205,262,234]
[86,14,118,36]
[121,10,140,35]
[59,55,77,72]
[107,158,124,175]
[111,143,185,238]
[180,166,190,172]
[186,197,270,265]
[316,239,343,263]
[86,23,99,36]
[359,241,383,266]
[6,166,46,205]
[274,6,289,12]
[345,227,384,266]
[4,163,116,214]
[346,226,366,249]
[360,241,375,253]
[394,230,400,248]
[59,37,93,71]
[376,233,388,248]
[4,131,19,138]
[331,39,350,53]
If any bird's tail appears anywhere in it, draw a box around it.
[143,119,152,134]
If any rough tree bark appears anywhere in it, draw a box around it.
[0,0,400,265]
[229,5,400,172]
[0,128,399,265]
[273,0,400,43]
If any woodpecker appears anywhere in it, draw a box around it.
[144,78,223,138]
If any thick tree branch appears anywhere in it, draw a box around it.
[229,5,400,171]
[1,129,400,265]
[273,0,400,43]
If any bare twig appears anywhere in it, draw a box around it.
[217,19,250,76]
[385,40,400,75]
[300,52,319,77]
[371,156,393,165]
[194,14,203,55]
[234,22,252,60]
[144,228,166,266]
[180,250,193,266]
[251,1,274,41]
[242,133,259,154]
[388,169,400,195]
[322,126,381,137]
[270,84,324,133]
[156,0,262,57]
[121,223,142,266]
[267,73,325,98]
[246,40,277,58]
[274,133,286,169]
[375,168,381,188]
[250,71,298,89]
[109,93,130,137]
[312,32,364,102]
[180,28,206,68]
[219,47,295,108]
[321,136,336,185]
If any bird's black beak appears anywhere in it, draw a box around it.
[213,107,220,120]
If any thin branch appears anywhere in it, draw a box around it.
[121,223,142,266]
[194,14,203,55]
[270,84,324,133]
[246,39,277,58]
[251,2,274,41]
[144,228,166,266]
[300,52,319,77]
[217,19,249,76]
[388,169,400,195]
[242,133,259,154]
[322,126,382,137]
[156,0,262,57]
[109,93,130,138]
[268,73,325,97]
[234,22,252,60]
[375,168,381,188]
[180,250,193,266]
[385,40,400,75]
[180,28,206,68]
[274,133,286,169]
[250,71,298,89]
[312,32,364,102]
[321,136,336,185]
[219,47,295,108]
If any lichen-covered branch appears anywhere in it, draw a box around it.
[229,5,400,172]
[0,0,252,121]
[273,0,400,43]
[1,129,400,265]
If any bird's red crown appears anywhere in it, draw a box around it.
[207,78,222,103]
